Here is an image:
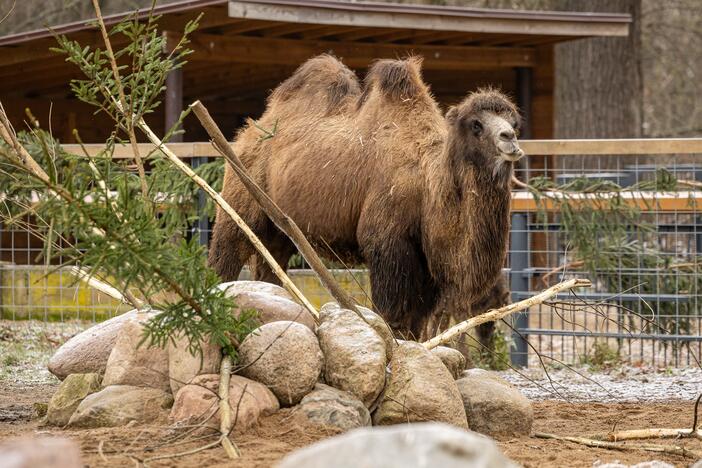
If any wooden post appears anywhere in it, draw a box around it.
[165,67,183,142]
[516,67,533,140]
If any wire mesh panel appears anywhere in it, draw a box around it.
[510,147,702,368]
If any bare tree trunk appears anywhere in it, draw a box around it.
[555,0,643,169]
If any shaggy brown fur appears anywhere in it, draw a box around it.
[208,54,522,340]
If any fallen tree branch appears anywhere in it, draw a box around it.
[190,101,359,316]
[598,428,702,442]
[534,432,702,459]
[422,278,592,350]
[591,393,702,442]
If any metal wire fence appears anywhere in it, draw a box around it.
[2,139,702,369]
[509,140,702,368]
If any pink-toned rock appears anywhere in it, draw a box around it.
[239,321,323,406]
[218,280,293,301]
[102,311,169,392]
[170,374,279,432]
[233,291,316,330]
[168,334,222,395]
[48,309,143,380]
[0,436,83,468]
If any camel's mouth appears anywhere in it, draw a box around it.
[499,148,524,162]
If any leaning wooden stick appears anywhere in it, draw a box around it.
[423,278,592,350]
[134,116,318,320]
[190,100,360,315]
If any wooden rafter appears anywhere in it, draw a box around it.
[178,32,536,70]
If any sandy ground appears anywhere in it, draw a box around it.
[1,383,700,467]
[2,320,702,467]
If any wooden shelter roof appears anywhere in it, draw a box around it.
[0,0,630,142]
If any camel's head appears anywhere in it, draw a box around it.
[445,89,524,180]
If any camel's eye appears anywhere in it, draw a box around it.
[470,119,483,136]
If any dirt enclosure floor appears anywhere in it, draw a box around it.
[0,381,700,467]
[2,321,701,467]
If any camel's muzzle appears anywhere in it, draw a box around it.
[498,140,524,162]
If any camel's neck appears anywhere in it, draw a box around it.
[421,149,512,302]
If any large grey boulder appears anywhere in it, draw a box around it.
[317,304,386,407]
[277,422,517,468]
[46,373,101,426]
[68,385,173,428]
[234,291,316,330]
[48,309,143,380]
[456,369,533,437]
[430,346,468,379]
[373,342,468,429]
[102,311,170,392]
[167,334,222,395]
[238,321,323,406]
[293,383,370,432]
[0,436,83,468]
[218,280,293,301]
[170,374,279,432]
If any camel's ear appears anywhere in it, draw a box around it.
[445,106,459,123]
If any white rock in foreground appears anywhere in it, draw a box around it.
[277,422,517,468]
[48,309,142,380]
[102,311,170,392]
[238,321,323,406]
[0,436,83,468]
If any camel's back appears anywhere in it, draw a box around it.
[230,56,445,247]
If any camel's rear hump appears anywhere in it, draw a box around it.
[267,54,361,116]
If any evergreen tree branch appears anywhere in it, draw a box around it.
[90,0,148,197]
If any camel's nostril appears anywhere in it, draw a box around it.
[499,130,515,141]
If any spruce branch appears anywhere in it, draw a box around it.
[91,0,147,197]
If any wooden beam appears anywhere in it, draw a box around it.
[165,67,184,141]
[521,138,702,155]
[228,1,631,37]
[64,138,702,159]
[181,32,536,70]
[511,191,702,213]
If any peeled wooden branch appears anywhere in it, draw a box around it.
[218,355,239,459]
[534,432,702,459]
[598,428,702,442]
[134,115,319,320]
[190,100,360,315]
[422,278,592,350]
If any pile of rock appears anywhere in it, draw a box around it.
[45,280,533,440]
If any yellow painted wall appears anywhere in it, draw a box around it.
[0,267,372,321]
